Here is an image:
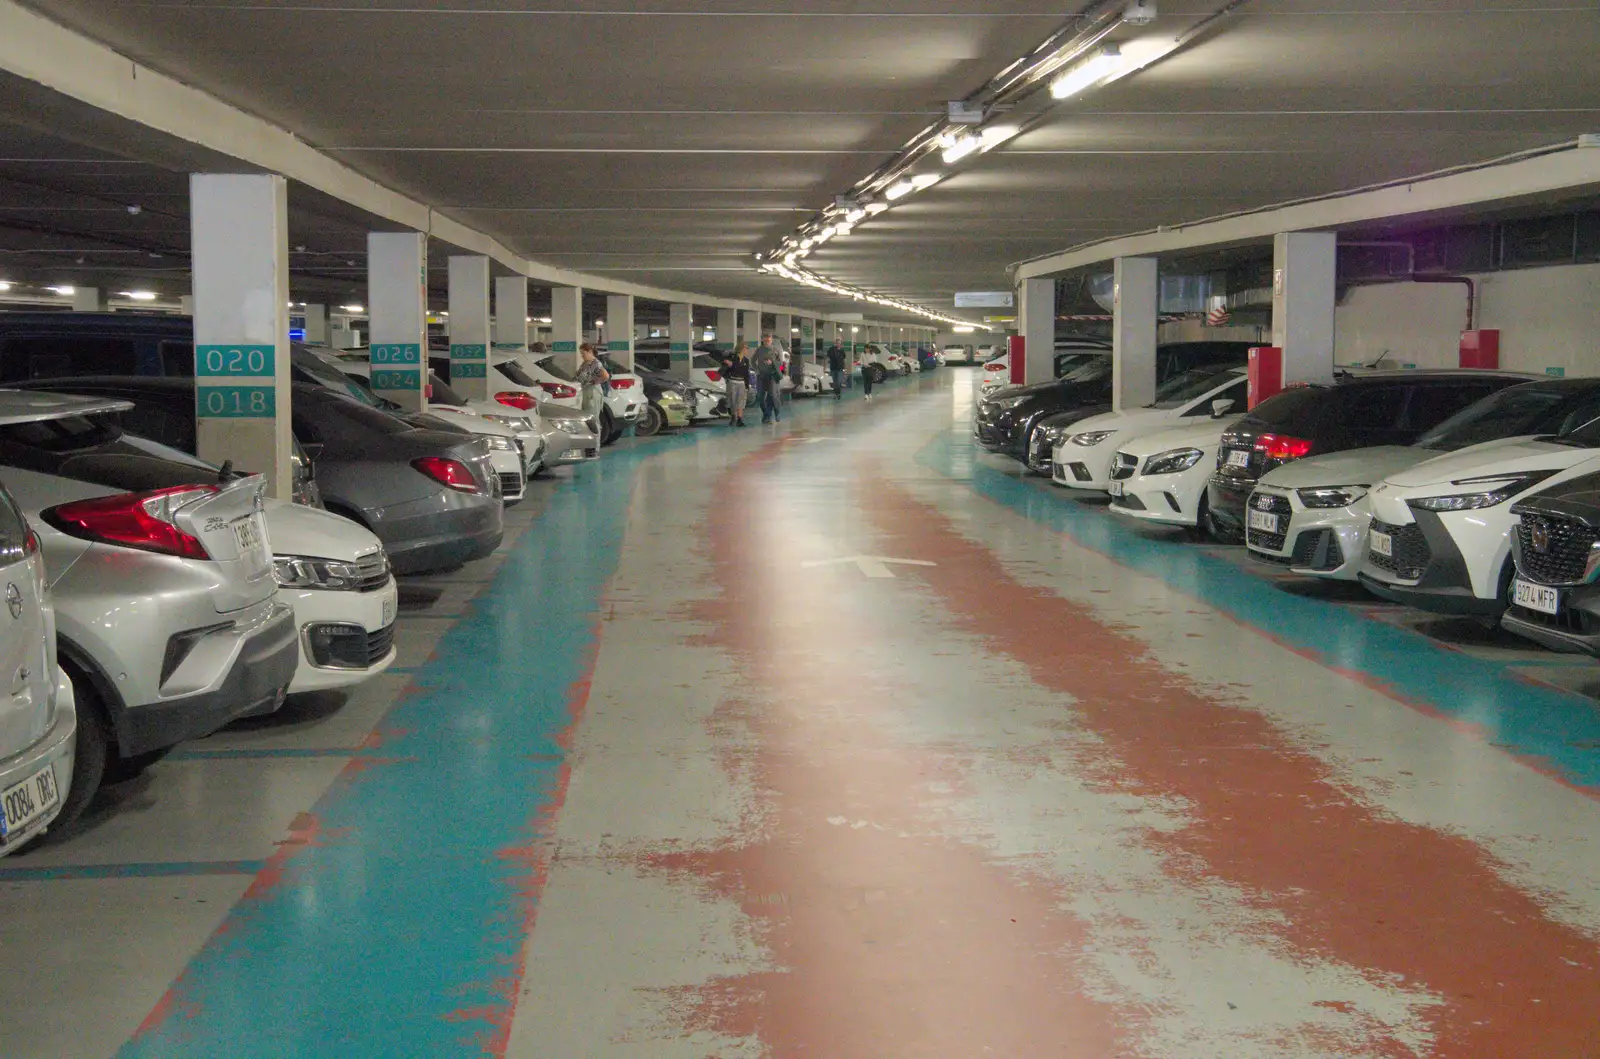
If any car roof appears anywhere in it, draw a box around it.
[0,388,134,423]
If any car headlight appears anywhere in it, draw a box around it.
[481,413,528,430]
[1298,485,1368,508]
[1409,471,1558,512]
[484,434,518,452]
[1143,447,1204,475]
[274,555,378,591]
[1070,430,1115,447]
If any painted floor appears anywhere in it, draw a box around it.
[3,368,1600,1058]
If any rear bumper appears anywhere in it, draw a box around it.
[380,498,505,575]
[1205,475,1256,535]
[0,671,75,854]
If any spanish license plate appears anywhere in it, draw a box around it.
[1247,509,1280,534]
[0,763,58,840]
[1370,530,1393,558]
[1225,448,1251,468]
[1108,480,1125,498]
[233,516,265,559]
[1513,578,1561,615]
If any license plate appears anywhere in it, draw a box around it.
[1513,578,1561,615]
[381,595,397,627]
[1225,449,1251,468]
[0,763,58,839]
[1247,509,1280,534]
[1108,480,1125,498]
[233,516,265,558]
[1370,531,1393,558]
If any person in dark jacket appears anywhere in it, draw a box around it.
[721,343,752,427]
[826,342,846,401]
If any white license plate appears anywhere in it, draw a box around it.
[233,516,265,558]
[381,595,397,627]
[1247,509,1280,534]
[1513,578,1561,615]
[1370,531,1393,558]
[1225,448,1251,468]
[1108,480,1125,498]
[1,763,58,839]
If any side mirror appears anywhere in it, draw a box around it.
[1211,398,1236,418]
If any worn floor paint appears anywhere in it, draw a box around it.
[3,371,1599,1058]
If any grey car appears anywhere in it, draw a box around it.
[0,390,298,835]
[15,378,506,577]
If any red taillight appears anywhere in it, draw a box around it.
[1254,433,1314,461]
[705,370,721,382]
[412,457,481,493]
[495,390,537,410]
[44,485,217,559]
[985,363,1005,372]
[23,528,37,555]
[538,382,578,400]
[610,377,636,390]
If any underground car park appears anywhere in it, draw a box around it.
[2,1,1600,1057]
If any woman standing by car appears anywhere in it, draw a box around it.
[722,342,752,427]
[576,344,610,417]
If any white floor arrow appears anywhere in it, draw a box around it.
[800,555,938,578]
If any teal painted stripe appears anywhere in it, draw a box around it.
[196,344,275,379]
[196,385,275,418]
[606,341,631,352]
[0,860,265,881]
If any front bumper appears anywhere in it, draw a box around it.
[1243,488,1368,581]
[0,669,75,855]
[284,577,400,694]
[1357,509,1509,617]
[1502,580,1600,655]
[1205,474,1257,537]
[1107,471,1207,528]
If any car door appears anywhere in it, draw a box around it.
[1335,384,1411,449]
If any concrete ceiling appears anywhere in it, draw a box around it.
[3,0,1600,320]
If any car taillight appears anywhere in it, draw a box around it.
[412,457,481,493]
[610,378,636,389]
[705,370,721,382]
[495,390,537,410]
[1254,433,1314,461]
[985,363,1005,372]
[44,485,217,560]
[538,382,578,400]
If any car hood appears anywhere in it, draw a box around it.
[263,499,384,562]
[1257,446,1424,489]
[1381,437,1591,490]
[1118,415,1243,456]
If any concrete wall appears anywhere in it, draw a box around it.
[1334,262,1600,376]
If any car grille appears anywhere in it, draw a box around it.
[1110,453,1138,481]
[1515,514,1599,586]
[1369,519,1430,581]
[1245,492,1292,552]
[307,621,395,669]
[1290,528,1345,571]
[1507,599,1599,636]
[499,471,523,499]
[366,623,396,666]
[350,551,391,592]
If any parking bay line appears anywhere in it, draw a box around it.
[0,860,266,882]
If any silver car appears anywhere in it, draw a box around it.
[0,391,298,835]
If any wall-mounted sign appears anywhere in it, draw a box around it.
[955,291,1015,309]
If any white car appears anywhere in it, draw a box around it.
[1107,416,1245,535]
[487,359,602,465]
[1358,433,1600,618]
[1053,367,1248,490]
[1242,377,1600,580]
[943,345,975,365]
[511,352,644,443]
[267,500,398,695]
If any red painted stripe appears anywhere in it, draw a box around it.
[860,473,1600,1057]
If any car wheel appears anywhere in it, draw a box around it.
[870,366,887,384]
[104,746,173,784]
[600,408,618,445]
[901,364,912,376]
[41,664,110,841]
[636,403,665,438]
[1190,495,1214,542]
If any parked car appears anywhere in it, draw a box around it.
[634,344,730,409]
[1358,421,1600,620]
[0,390,298,835]
[493,350,643,443]
[632,367,693,436]
[1245,377,1600,579]
[978,338,1111,398]
[482,358,602,465]
[0,463,75,853]
[1499,468,1600,654]
[1048,367,1248,482]
[1208,371,1525,542]
[1108,415,1245,537]
[943,344,976,366]
[17,379,504,576]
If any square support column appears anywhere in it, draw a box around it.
[494,276,529,358]
[606,294,635,370]
[801,317,816,364]
[302,303,328,346]
[1112,257,1159,411]
[72,287,104,313]
[550,286,583,372]
[740,309,762,349]
[368,231,428,413]
[1272,231,1338,385]
[1018,276,1056,385]
[190,173,293,499]
[669,302,695,381]
[447,256,491,401]
[716,307,738,353]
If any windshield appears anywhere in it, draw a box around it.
[429,371,468,407]
[1416,384,1575,451]
[535,355,578,383]
[291,346,383,408]
[693,354,723,369]
[496,360,540,388]
[1061,356,1112,382]
[1153,368,1240,409]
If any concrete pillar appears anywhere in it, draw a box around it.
[180,295,194,316]
[1018,276,1056,385]
[606,294,635,371]
[493,276,529,359]
[368,231,429,413]
[1112,257,1159,411]
[72,286,104,312]
[716,307,738,353]
[740,309,762,350]
[446,256,491,402]
[550,285,583,373]
[801,317,817,365]
[1273,231,1338,385]
[669,302,695,382]
[302,303,328,346]
[189,173,293,499]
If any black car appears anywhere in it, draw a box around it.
[976,341,1255,460]
[1208,371,1526,540]
[1502,469,1600,655]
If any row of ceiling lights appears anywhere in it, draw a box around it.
[758,0,1235,318]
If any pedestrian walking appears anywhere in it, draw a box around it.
[722,342,752,427]
[860,357,875,401]
[826,341,846,401]
[753,335,783,423]
[575,343,610,417]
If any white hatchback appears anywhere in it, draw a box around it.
[1107,416,1245,535]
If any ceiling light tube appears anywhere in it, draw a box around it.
[911,174,942,190]
[865,202,890,215]
[885,179,916,201]
[979,125,1020,151]
[120,291,158,301]
[1050,44,1123,100]
[845,208,866,223]
[941,134,979,165]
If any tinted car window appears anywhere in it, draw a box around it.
[1415,384,1572,450]
[1247,386,1327,429]
[497,360,540,388]
[634,351,670,372]
[1183,378,1248,417]
[0,414,216,491]
[536,356,578,383]
[2,337,140,381]
[1155,368,1240,409]
[1338,385,1409,445]
[1554,390,1600,435]
[316,393,412,437]
[291,346,382,407]
[428,371,469,407]
[1402,382,1509,432]
[119,402,196,451]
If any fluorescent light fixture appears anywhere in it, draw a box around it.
[595,319,605,327]
[799,237,814,249]
[833,223,854,237]
[851,326,860,333]
[980,125,1020,151]
[814,227,835,245]
[342,303,365,313]
[49,285,75,296]
[120,291,158,301]
[845,208,866,223]
[539,316,552,324]
[885,179,916,201]
[954,325,976,333]
[1050,44,1123,100]
[865,202,890,215]
[941,134,979,164]
[912,173,942,190]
